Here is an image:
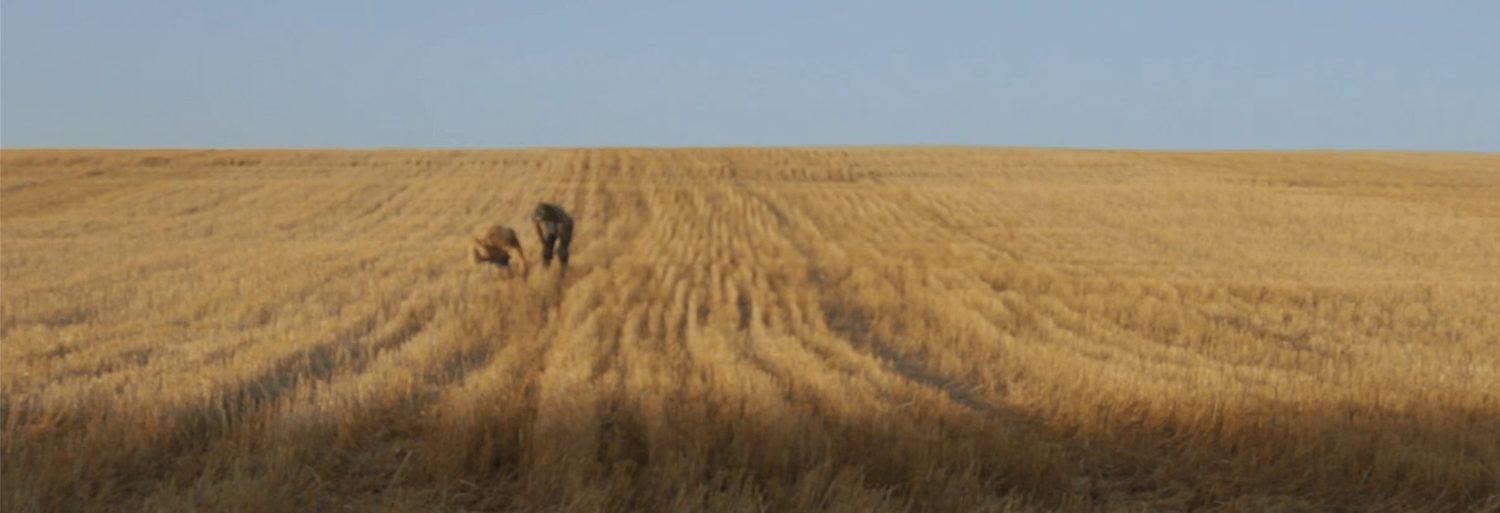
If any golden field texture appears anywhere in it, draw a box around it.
[2,148,1498,512]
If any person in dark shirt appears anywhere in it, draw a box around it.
[531,202,574,268]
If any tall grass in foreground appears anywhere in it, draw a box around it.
[3,148,1498,511]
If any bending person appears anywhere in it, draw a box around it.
[531,202,574,268]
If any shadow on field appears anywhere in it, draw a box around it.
[6,374,1497,512]
[4,269,1497,512]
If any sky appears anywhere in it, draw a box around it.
[2,1,1497,150]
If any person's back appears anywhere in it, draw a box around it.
[532,202,574,267]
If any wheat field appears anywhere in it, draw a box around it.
[2,148,1497,512]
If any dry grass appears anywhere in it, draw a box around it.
[2,147,1497,512]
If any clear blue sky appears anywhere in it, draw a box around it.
[2,1,1496,150]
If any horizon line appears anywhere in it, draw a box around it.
[3,144,1495,154]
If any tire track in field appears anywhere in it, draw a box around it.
[137,154,564,480]
[184,273,454,434]
[489,149,646,480]
[509,154,916,479]
[749,173,1003,421]
[740,180,1004,416]
[23,154,566,479]
[661,180,854,405]
[289,153,581,479]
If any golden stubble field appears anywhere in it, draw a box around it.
[2,148,1498,512]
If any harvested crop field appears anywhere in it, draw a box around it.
[3,148,1498,512]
